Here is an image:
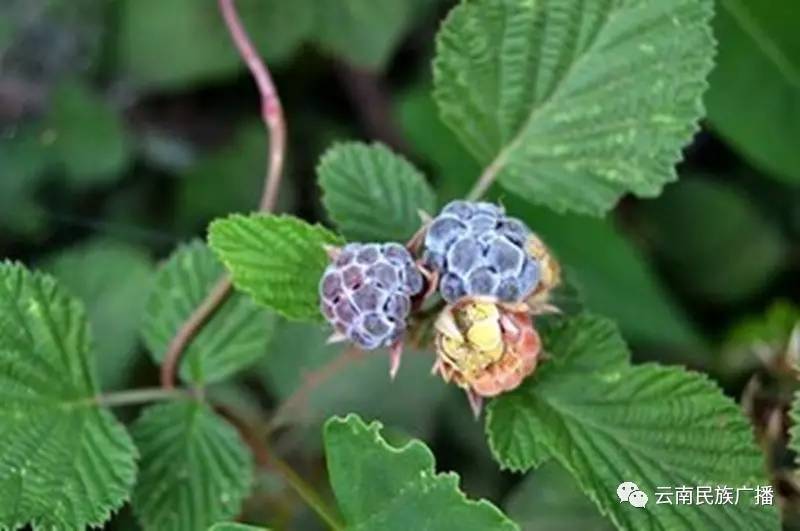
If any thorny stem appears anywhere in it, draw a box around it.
[159,0,287,389]
[93,387,193,407]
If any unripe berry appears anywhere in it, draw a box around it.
[433,298,540,399]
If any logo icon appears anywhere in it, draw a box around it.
[617,482,648,508]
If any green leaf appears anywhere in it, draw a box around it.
[312,0,420,71]
[706,0,800,184]
[47,81,130,185]
[486,314,779,530]
[324,414,519,531]
[640,178,786,304]
[318,142,436,242]
[0,262,137,530]
[394,84,481,201]
[504,461,612,531]
[208,214,344,321]
[43,239,154,390]
[209,524,270,531]
[143,241,273,384]
[504,196,701,347]
[433,0,715,215]
[259,321,447,446]
[118,0,312,89]
[131,401,253,531]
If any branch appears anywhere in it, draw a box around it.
[160,0,288,389]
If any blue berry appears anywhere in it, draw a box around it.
[320,243,422,350]
[423,201,542,303]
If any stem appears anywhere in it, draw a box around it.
[94,387,191,407]
[268,452,345,531]
[466,150,508,201]
[219,0,286,212]
[159,0,288,389]
[160,277,233,389]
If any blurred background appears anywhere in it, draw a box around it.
[1,0,799,529]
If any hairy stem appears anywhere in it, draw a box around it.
[159,0,287,389]
[94,387,192,407]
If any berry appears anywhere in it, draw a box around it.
[434,299,540,399]
[423,200,541,303]
[320,243,423,350]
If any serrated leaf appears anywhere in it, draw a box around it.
[486,314,779,530]
[706,0,800,184]
[118,0,312,89]
[47,81,130,185]
[504,196,701,348]
[318,142,436,242]
[143,241,273,384]
[209,524,270,531]
[313,0,420,70]
[0,262,137,530]
[640,178,786,304]
[131,401,253,531]
[43,239,154,390]
[324,414,519,531]
[433,0,715,215]
[208,214,344,321]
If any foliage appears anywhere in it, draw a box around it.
[0,263,137,529]
[2,0,797,529]
[324,414,518,531]
[486,314,779,529]
[43,239,154,389]
[131,401,253,531]
[318,142,436,242]
[143,241,273,384]
[706,0,800,184]
[433,0,715,215]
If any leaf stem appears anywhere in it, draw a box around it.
[268,450,345,531]
[159,0,288,389]
[466,150,508,201]
[94,387,192,407]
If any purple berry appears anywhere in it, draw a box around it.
[423,200,541,303]
[440,273,466,302]
[442,200,474,220]
[446,237,483,277]
[319,242,422,350]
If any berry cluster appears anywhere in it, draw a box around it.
[319,243,423,350]
[423,201,540,303]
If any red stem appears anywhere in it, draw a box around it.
[160,0,287,389]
